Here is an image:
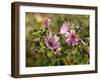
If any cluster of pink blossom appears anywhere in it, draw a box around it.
[44,17,79,50]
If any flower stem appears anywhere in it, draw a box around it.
[80,39,87,46]
[44,50,52,65]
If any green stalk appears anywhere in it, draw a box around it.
[44,50,52,65]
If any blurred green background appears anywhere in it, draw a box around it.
[26,12,90,67]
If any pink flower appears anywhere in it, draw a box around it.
[45,33,60,49]
[44,17,51,29]
[60,21,69,34]
[65,30,79,46]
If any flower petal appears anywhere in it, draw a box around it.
[74,35,79,41]
[60,22,69,34]
[65,30,79,46]
[53,35,59,41]
[47,33,52,40]
[45,34,60,50]
[72,40,78,46]
[44,17,51,29]
[53,42,60,49]
[66,38,71,46]
[65,32,71,38]
[70,29,76,34]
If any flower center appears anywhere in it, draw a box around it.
[48,39,54,46]
[71,34,75,40]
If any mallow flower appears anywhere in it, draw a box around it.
[60,21,69,34]
[45,33,60,49]
[44,17,51,29]
[65,30,79,46]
